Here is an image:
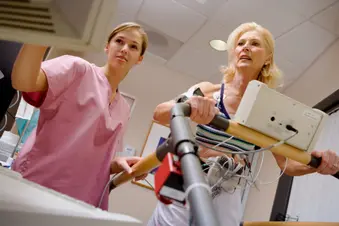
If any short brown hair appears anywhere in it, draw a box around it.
[107,22,148,56]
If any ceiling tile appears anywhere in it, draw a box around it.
[275,21,336,73]
[110,12,135,29]
[137,0,207,42]
[211,0,306,38]
[269,0,338,19]
[166,38,228,80]
[311,1,339,36]
[117,0,143,18]
[181,20,230,49]
[165,20,229,80]
[108,0,143,29]
[137,22,183,61]
[275,55,304,91]
[143,51,167,65]
[174,0,228,18]
[283,39,339,106]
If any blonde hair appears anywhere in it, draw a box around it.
[222,22,283,89]
[107,22,148,56]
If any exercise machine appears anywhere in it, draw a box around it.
[110,81,339,226]
[0,166,142,226]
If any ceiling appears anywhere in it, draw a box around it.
[112,0,339,92]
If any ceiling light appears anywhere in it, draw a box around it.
[209,39,227,51]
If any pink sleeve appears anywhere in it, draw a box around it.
[22,55,86,108]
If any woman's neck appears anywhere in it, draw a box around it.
[102,64,125,93]
[229,70,259,96]
[223,70,259,114]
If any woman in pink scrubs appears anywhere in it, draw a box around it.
[10,22,148,210]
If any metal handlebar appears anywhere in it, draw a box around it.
[110,103,339,226]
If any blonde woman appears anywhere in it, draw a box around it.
[148,22,339,226]
[11,22,148,210]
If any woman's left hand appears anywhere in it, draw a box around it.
[110,156,148,181]
[311,150,339,175]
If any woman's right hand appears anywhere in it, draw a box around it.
[186,96,220,124]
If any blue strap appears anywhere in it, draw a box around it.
[218,83,231,119]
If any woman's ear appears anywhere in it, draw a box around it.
[136,55,144,65]
[265,54,272,65]
[104,43,109,54]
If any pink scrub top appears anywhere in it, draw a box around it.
[12,55,130,210]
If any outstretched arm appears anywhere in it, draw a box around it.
[273,153,316,176]
[11,44,49,92]
[153,99,176,125]
[273,150,339,176]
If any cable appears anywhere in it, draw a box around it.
[212,135,234,149]
[258,157,288,185]
[0,90,20,132]
[196,130,298,155]
[0,114,7,132]
[144,178,154,189]
[200,129,298,193]
[205,154,248,199]
[209,157,232,191]
[197,140,257,154]
[244,147,290,187]
[249,151,265,187]
[98,174,154,208]
[206,151,285,192]
[9,91,20,109]
[249,126,297,186]
[98,127,298,208]
[201,136,235,157]
[6,111,15,119]
[98,173,118,208]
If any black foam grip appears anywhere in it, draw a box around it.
[210,114,229,131]
[308,156,339,180]
[179,103,229,131]
[308,156,322,168]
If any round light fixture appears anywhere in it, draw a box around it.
[209,39,227,51]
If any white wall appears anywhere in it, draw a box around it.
[287,110,339,222]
